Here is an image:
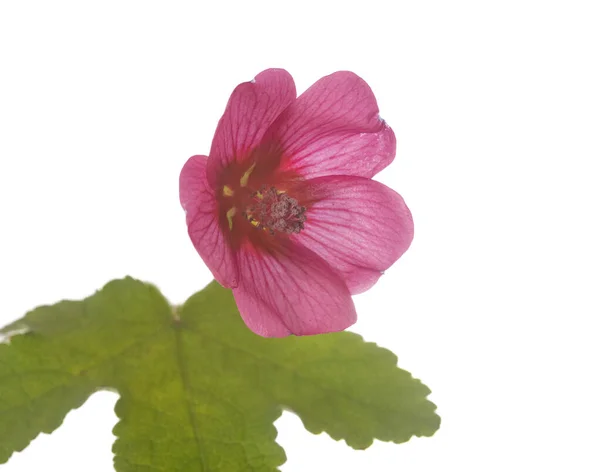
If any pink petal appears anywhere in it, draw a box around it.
[207,68,296,188]
[233,239,357,337]
[179,154,239,287]
[293,175,414,294]
[264,71,396,179]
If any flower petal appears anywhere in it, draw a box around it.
[180,154,239,287]
[233,239,357,337]
[207,68,296,188]
[293,175,414,294]
[264,71,396,179]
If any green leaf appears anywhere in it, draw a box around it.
[0,278,440,471]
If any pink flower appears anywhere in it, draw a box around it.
[180,69,413,337]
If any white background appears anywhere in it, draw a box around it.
[1,1,599,471]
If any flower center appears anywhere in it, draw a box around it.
[243,185,306,235]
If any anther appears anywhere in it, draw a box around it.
[244,186,306,235]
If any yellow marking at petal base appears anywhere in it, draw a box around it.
[226,207,237,230]
[240,162,256,187]
[223,185,234,197]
